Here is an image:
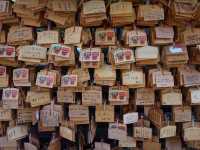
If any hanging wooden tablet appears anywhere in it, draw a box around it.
[109,86,129,105]
[36,69,59,88]
[125,29,147,47]
[13,4,43,27]
[45,10,75,27]
[59,121,75,142]
[133,126,152,140]
[177,66,200,87]
[173,106,192,122]
[183,28,200,45]
[61,74,78,87]
[122,68,145,88]
[135,46,159,65]
[161,89,182,105]
[95,28,116,46]
[151,26,174,45]
[40,103,63,127]
[7,26,33,45]
[51,0,77,12]
[57,87,75,103]
[108,122,127,140]
[123,112,138,124]
[49,45,75,67]
[49,44,72,59]
[108,46,131,70]
[94,64,116,86]
[184,126,200,141]
[37,30,59,46]
[148,106,164,128]
[60,126,75,142]
[113,47,135,65]
[68,104,89,124]
[80,0,106,27]
[119,136,136,148]
[94,142,111,150]
[64,26,82,45]
[135,88,155,106]
[0,108,12,121]
[13,68,31,87]
[0,1,11,18]
[110,1,136,26]
[2,88,20,109]
[162,44,188,67]
[18,45,47,64]
[26,90,51,107]
[137,5,164,26]
[187,87,200,105]
[148,68,174,89]
[45,0,76,27]
[82,86,102,106]
[79,47,102,69]
[172,0,197,22]
[160,125,176,138]
[7,125,28,141]
[95,105,114,123]
[17,108,35,124]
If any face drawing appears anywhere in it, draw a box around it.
[99,32,106,40]
[107,32,114,41]
[84,51,91,60]
[54,45,61,54]
[11,89,17,98]
[62,47,70,56]
[4,90,11,98]
[15,70,21,78]
[6,47,14,56]
[63,76,77,86]
[39,76,46,84]
[91,51,100,61]
[46,77,53,86]
[116,51,124,61]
